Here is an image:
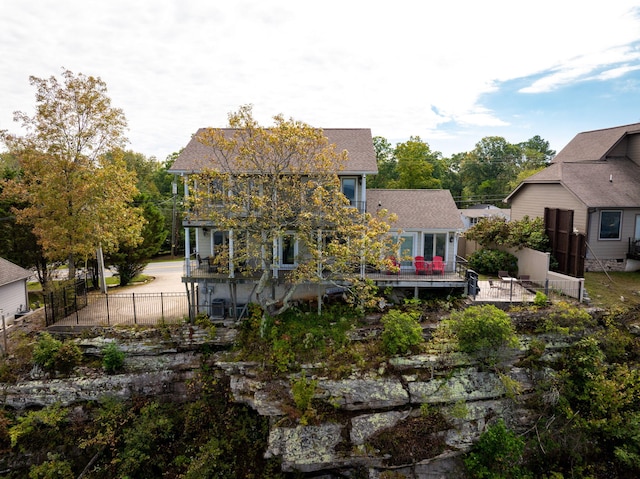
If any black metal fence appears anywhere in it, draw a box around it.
[44,280,189,326]
[469,278,585,303]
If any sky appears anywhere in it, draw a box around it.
[2,1,640,161]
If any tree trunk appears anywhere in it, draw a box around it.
[68,254,76,280]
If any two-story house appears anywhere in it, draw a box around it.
[170,127,469,318]
[505,122,640,273]
[169,128,379,317]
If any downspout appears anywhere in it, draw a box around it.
[183,175,195,323]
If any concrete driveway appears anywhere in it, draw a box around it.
[116,260,186,293]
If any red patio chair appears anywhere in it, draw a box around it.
[414,256,431,275]
[431,256,445,275]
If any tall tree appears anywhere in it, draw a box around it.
[106,194,167,286]
[368,136,397,188]
[190,105,395,319]
[0,153,55,285]
[441,153,465,206]
[517,135,555,169]
[0,69,144,280]
[392,136,442,189]
[458,136,521,206]
[507,135,556,191]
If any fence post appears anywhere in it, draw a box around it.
[75,283,80,325]
[49,291,55,326]
[161,292,165,320]
[132,293,137,324]
[106,293,110,325]
[509,279,514,303]
[44,293,50,326]
[1,313,6,357]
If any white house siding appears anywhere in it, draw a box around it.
[510,184,588,232]
[0,280,28,321]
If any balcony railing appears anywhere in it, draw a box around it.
[182,258,465,284]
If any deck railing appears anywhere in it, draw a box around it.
[183,258,465,282]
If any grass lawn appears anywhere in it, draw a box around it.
[584,271,640,309]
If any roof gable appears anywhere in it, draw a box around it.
[552,122,640,163]
[507,158,640,207]
[169,128,378,175]
[507,122,640,206]
[366,189,464,230]
[0,257,31,287]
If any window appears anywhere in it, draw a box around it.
[341,178,357,206]
[281,234,297,265]
[599,211,622,240]
[423,233,446,260]
[398,234,415,267]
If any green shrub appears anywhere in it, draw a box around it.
[32,333,82,374]
[464,418,527,478]
[534,291,548,307]
[291,375,318,413]
[28,453,74,479]
[291,375,318,425]
[380,309,423,355]
[539,301,595,333]
[9,403,68,451]
[444,305,519,360]
[32,333,62,371]
[102,342,126,374]
[467,248,518,276]
[55,342,82,375]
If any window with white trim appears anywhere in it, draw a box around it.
[280,234,297,265]
[599,210,622,240]
[423,233,446,260]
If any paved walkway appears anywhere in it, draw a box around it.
[52,261,190,327]
[472,279,536,304]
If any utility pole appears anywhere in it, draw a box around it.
[97,244,107,294]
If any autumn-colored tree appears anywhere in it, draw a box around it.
[189,105,396,319]
[0,69,144,280]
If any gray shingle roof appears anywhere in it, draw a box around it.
[507,122,640,207]
[366,189,464,230]
[169,128,378,175]
[0,257,32,287]
[552,122,640,163]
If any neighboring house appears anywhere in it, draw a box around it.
[505,122,640,273]
[366,189,464,272]
[460,204,511,230]
[0,257,32,321]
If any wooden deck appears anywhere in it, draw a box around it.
[182,260,468,290]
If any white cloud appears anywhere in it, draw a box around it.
[1,0,640,159]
